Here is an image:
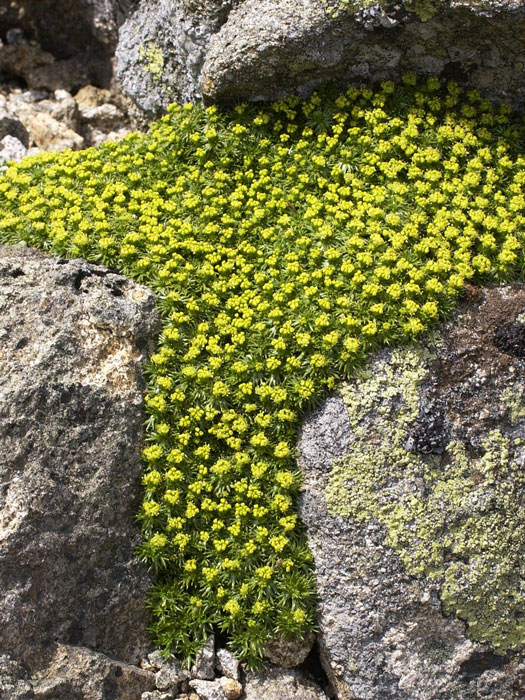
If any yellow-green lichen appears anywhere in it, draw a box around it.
[140,42,165,84]
[501,384,525,424]
[327,346,525,653]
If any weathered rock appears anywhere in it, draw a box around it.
[141,692,173,700]
[0,245,160,670]
[30,645,156,700]
[0,43,55,79]
[189,679,227,700]
[116,0,239,120]
[201,0,525,109]
[218,677,242,700]
[0,0,132,59]
[243,665,329,700]
[0,656,33,700]
[263,631,315,668]
[191,635,216,680]
[75,85,112,109]
[0,111,29,147]
[215,649,239,680]
[298,284,525,699]
[32,92,79,131]
[25,53,108,93]
[154,654,191,692]
[0,135,27,165]
[22,111,84,151]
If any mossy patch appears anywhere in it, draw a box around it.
[140,42,165,84]
[327,341,525,653]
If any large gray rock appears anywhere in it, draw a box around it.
[298,284,525,699]
[116,0,239,121]
[202,0,525,108]
[0,245,160,672]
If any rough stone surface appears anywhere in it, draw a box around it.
[29,645,156,700]
[0,656,33,700]
[0,77,132,154]
[191,635,216,680]
[243,665,329,700]
[0,0,132,59]
[201,0,525,108]
[264,631,315,668]
[189,679,227,700]
[0,245,160,671]
[218,677,242,700]
[0,111,29,147]
[154,655,191,692]
[22,111,85,151]
[116,0,240,120]
[298,284,525,700]
[0,135,27,166]
[215,649,239,680]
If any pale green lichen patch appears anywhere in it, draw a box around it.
[327,344,525,653]
[139,42,165,83]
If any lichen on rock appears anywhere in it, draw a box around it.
[299,284,525,698]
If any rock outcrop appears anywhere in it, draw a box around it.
[0,0,131,59]
[115,0,525,119]
[0,246,160,691]
[298,284,525,699]
[116,0,240,121]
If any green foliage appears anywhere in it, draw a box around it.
[0,75,524,665]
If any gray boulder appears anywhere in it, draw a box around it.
[0,245,160,672]
[298,284,525,699]
[202,0,525,108]
[116,0,239,121]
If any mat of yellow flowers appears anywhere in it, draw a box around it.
[0,74,523,665]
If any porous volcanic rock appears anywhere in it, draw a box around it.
[0,245,160,673]
[201,0,525,108]
[298,284,525,699]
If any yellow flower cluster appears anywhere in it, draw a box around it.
[0,76,523,665]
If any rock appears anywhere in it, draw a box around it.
[263,632,315,668]
[29,644,156,700]
[191,635,215,680]
[0,0,132,59]
[0,43,55,80]
[243,665,328,700]
[22,111,84,151]
[116,0,239,120]
[78,102,124,126]
[25,53,106,93]
[0,111,29,146]
[218,677,242,700]
[32,94,79,131]
[189,679,227,700]
[155,658,191,692]
[0,655,33,700]
[0,245,160,670]
[298,284,525,699]
[75,85,112,109]
[200,0,525,110]
[215,649,239,680]
[142,692,174,700]
[0,135,27,165]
